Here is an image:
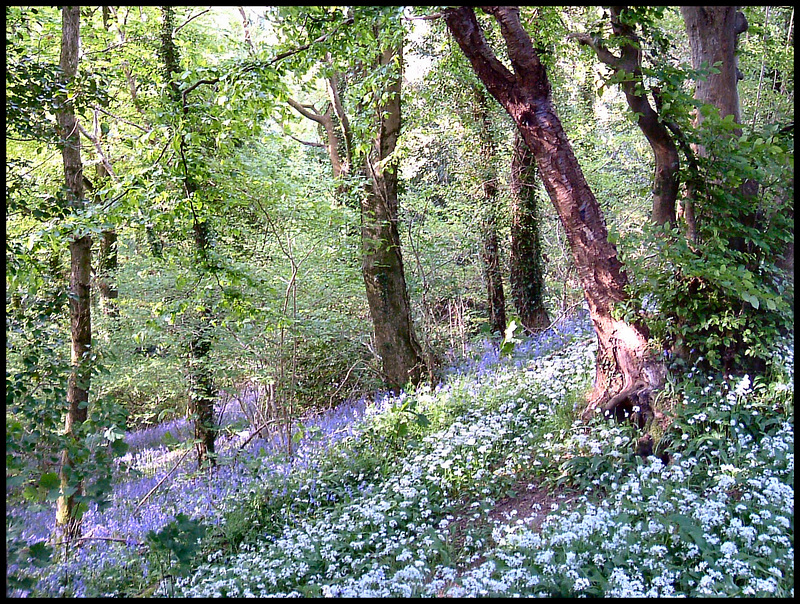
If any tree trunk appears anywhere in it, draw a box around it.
[682,7,748,126]
[572,7,680,227]
[95,165,119,318]
[361,39,425,391]
[473,85,507,336]
[509,132,550,332]
[681,7,758,254]
[161,5,216,466]
[285,34,424,391]
[55,5,91,542]
[480,207,507,336]
[445,6,662,418]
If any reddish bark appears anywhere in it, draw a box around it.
[445,6,662,416]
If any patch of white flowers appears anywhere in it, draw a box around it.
[173,336,793,598]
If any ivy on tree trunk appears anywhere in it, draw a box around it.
[509,132,550,333]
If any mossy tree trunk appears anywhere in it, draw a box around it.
[472,85,507,336]
[161,5,216,467]
[360,38,425,391]
[55,5,91,542]
[509,132,550,333]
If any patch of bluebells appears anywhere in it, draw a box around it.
[7,313,792,598]
[6,362,396,596]
[445,308,592,377]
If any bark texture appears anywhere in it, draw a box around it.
[361,39,425,391]
[681,7,748,125]
[509,132,550,332]
[681,6,752,244]
[572,7,680,226]
[55,5,91,541]
[473,85,507,336]
[286,25,425,391]
[445,6,662,417]
[161,5,217,466]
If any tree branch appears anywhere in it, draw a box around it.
[443,7,515,104]
[568,32,623,69]
[76,121,118,181]
[174,8,211,33]
[92,105,150,133]
[287,133,324,148]
[269,16,354,66]
[286,97,325,123]
[481,6,543,79]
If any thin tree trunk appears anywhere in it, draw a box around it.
[509,132,550,332]
[445,6,663,418]
[55,5,91,542]
[95,164,119,318]
[572,7,679,227]
[473,85,507,336]
[361,38,425,391]
[161,5,216,467]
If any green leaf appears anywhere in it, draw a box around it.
[39,471,60,490]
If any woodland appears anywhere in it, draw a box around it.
[5,5,794,598]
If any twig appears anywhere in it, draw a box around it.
[539,300,586,336]
[132,447,193,515]
[92,105,150,133]
[403,11,443,21]
[328,360,367,407]
[286,133,325,148]
[175,8,211,33]
[73,535,144,547]
[76,121,118,180]
[236,418,281,451]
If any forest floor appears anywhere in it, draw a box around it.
[6,312,794,598]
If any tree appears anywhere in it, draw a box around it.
[681,6,756,248]
[571,7,680,227]
[508,132,550,332]
[444,6,662,418]
[471,84,507,336]
[279,8,425,391]
[361,22,426,390]
[159,5,217,467]
[55,4,91,541]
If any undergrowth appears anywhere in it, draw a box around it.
[7,330,793,598]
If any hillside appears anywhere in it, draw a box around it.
[7,314,794,597]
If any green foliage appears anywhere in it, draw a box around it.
[618,113,793,373]
[146,513,208,580]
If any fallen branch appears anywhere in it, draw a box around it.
[237,418,281,452]
[132,446,193,515]
[73,535,144,547]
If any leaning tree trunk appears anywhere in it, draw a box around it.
[473,85,507,336]
[55,5,91,542]
[361,39,425,392]
[445,6,663,418]
[161,5,217,466]
[509,132,550,332]
[572,7,680,227]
